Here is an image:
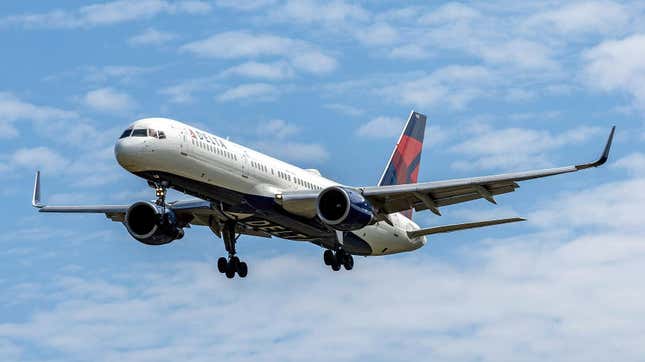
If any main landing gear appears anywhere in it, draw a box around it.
[216,220,248,279]
[323,249,354,271]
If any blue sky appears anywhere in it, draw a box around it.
[1,1,645,361]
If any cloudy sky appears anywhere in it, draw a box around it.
[1,1,645,361]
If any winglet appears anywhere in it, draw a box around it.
[32,171,43,208]
[576,126,616,170]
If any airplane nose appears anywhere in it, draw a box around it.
[114,139,143,171]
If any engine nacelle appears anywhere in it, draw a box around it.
[316,186,375,231]
[125,201,184,245]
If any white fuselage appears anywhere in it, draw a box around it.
[114,117,426,256]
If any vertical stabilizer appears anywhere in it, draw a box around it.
[378,111,427,219]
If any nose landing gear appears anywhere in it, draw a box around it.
[216,220,248,279]
[148,180,169,206]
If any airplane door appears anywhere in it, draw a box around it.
[180,129,190,156]
[241,151,249,178]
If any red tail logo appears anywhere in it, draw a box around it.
[378,112,427,219]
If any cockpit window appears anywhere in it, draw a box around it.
[122,128,166,139]
[131,129,148,137]
[120,128,132,139]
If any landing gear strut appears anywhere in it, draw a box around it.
[217,220,248,279]
[323,248,354,271]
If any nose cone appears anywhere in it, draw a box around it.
[115,139,143,171]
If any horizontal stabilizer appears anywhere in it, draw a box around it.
[407,217,526,238]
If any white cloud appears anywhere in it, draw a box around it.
[291,52,338,75]
[2,222,645,361]
[405,3,565,72]
[181,31,295,59]
[8,147,69,174]
[159,77,218,104]
[356,116,402,139]
[450,126,602,171]
[324,103,364,117]
[216,0,276,11]
[424,124,450,149]
[255,142,330,163]
[216,83,279,102]
[389,44,432,60]
[523,1,630,36]
[379,65,494,109]
[247,119,328,163]
[583,34,645,109]
[476,39,557,70]
[182,31,338,76]
[257,119,300,139]
[83,88,136,113]
[1,0,212,29]
[128,28,178,46]
[354,23,398,46]
[613,152,645,176]
[529,176,645,232]
[81,65,158,83]
[267,0,369,25]
[419,2,480,25]
[0,93,77,138]
[222,61,294,80]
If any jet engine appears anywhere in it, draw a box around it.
[316,186,375,231]
[124,201,184,245]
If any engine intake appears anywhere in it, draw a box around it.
[316,186,375,231]
[125,201,184,245]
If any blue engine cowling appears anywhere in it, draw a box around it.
[316,186,375,231]
[125,201,184,245]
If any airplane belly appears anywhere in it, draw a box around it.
[356,223,419,256]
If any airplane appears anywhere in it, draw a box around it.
[32,111,616,279]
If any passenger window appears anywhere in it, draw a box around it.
[132,129,147,137]
[120,128,132,139]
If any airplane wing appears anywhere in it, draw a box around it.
[360,126,614,216]
[277,126,615,218]
[32,172,271,238]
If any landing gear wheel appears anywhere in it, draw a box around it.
[225,259,236,279]
[217,257,227,273]
[335,250,347,265]
[230,256,240,267]
[323,250,334,266]
[237,262,248,278]
[331,262,341,271]
[343,254,354,270]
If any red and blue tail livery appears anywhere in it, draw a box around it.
[378,111,427,219]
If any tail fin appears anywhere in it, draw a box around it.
[378,111,427,219]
